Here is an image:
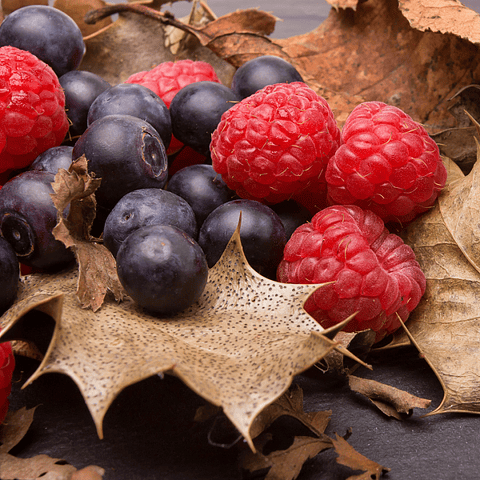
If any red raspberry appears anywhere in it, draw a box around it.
[0,337,15,424]
[277,205,426,342]
[0,46,69,173]
[210,82,341,205]
[325,101,447,224]
[125,59,221,154]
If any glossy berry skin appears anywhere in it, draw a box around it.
[87,83,172,150]
[59,70,111,139]
[210,82,341,204]
[198,199,286,279]
[0,170,74,270]
[0,336,15,425]
[72,115,168,211]
[29,146,73,174]
[166,164,237,226]
[170,81,239,156]
[277,205,426,342]
[231,55,304,99]
[0,5,85,77]
[125,59,221,154]
[325,101,447,224]
[103,188,198,257]
[0,46,69,173]
[271,200,312,241]
[116,224,208,315]
[0,237,19,314]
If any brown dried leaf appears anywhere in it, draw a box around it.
[71,466,105,480]
[50,156,125,312]
[250,384,331,440]
[332,433,390,480]
[348,375,431,419]
[398,0,480,44]
[0,226,338,450]
[242,435,332,480]
[0,407,37,454]
[0,453,78,480]
[1,0,48,16]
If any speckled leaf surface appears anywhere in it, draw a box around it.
[0,228,337,450]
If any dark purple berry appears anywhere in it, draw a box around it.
[116,224,208,315]
[231,55,304,99]
[271,200,312,241]
[0,5,85,77]
[198,199,286,279]
[169,81,239,156]
[103,188,198,257]
[72,114,168,211]
[166,164,236,226]
[0,236,19,314]
[59,70,111,139]
[29,146,73,174]
[0,170,74,270]
[87,83,172,150]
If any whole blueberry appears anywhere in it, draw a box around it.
[29,146,73,174]
[59,70,111,139]
[0,236,19,314]
[166,164,237,226]
[0,170,74,270]
[0,5,86,77]
[104,188,198,257]
[198,199,286,279]
[72,114,168,211]
[117,224,208,315]
[170,81,239,156]
[88,83,172,150]
[271,200,312,241]
[231,55,304,99]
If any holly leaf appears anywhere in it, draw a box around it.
[0,224,342,450]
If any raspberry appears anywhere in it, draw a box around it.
[0,46,69,173]
[277,205,426,341]
[125,60,221,154]
[0,337,15,424]
[325,101,447,224]
[210,82,341,205]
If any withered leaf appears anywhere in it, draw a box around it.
[0,453,78,480]
[332,433,390,480]
[242,435,332,480]
[0,224,339,450]
[50,156,125,312]
[348,375,431,419]
[0,407,37,454]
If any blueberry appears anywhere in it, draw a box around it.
[170,81,239,156]
[0,236,19,314]
[72,114,168,211]
[116,224,208,315]
[231,55,304,99]
[166,164,237,226]
[29,146,73,174]
[0,170,74,270]
[0,5,85,77]
[104,188,198,257]
[198,199,286,279]
[59,70,111,139]
[271,200,312,241]
[87,83,172,150]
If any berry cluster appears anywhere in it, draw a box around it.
[0,337,15,424]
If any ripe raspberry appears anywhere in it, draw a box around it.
[277,205,426,341]
[125,59,221,154]
[0,337,15,424]
[210,82,341,205]
[325,101,447,224]
[0,46,69,173]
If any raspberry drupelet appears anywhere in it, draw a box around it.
[277,204,426,342]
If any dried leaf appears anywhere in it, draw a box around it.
[348,375,431,419]
[0,225,339,450]
[71,466,105,480]
[0,407,37,454]
[332,433,390,480]
[0,453,77,480]
[243,435,332,480]
[1,0,48,16]
[50,156,125,311]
